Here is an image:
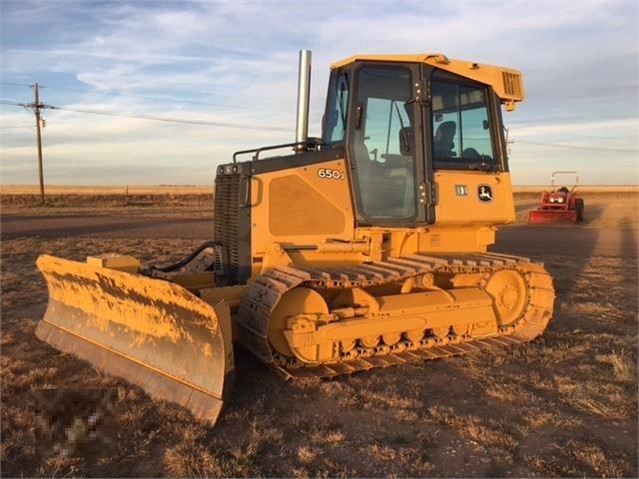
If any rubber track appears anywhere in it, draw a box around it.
[237,252,554,379]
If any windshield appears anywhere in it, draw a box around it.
[350,65,416,219]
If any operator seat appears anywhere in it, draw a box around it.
[434,121,456,157]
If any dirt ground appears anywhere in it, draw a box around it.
[1,190,637,478]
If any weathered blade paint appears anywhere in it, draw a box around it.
[35,254,234,425]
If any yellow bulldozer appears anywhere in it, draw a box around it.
[35,51,555,425]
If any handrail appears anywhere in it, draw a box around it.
[232,137,322,163]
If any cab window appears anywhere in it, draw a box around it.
[431,81,495,167]
[324,71,349,145]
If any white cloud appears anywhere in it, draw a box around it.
[1,0,637,185]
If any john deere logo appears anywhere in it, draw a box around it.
[478,185,493,203]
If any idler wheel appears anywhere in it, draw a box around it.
[484,269,528,326]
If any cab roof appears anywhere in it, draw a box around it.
[330,53,524,106]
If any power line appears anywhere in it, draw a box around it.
[1,99,31,107]
[0,82,33,88]
[44,104,289,131]
[45,85,291,113]
[2,99,289,131]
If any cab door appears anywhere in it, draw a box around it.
[346,62,435,226]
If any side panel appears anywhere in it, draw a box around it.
[250,157,355,269]
[269,173,347,236]
[433,171,516,226]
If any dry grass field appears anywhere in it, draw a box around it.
[1,186,637,478]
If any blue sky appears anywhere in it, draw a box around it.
[1,0,637,186]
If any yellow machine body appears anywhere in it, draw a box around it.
[251,165,516,265]
[35,51,554,426]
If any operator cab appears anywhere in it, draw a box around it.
[322,57,511,227]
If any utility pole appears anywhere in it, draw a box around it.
[32,83,45,205]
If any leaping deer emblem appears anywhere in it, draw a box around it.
[478,185,493,202]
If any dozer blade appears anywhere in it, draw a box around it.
[34,254,234,426]
[528,209,577,224]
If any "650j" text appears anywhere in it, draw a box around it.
[317,168,345,180]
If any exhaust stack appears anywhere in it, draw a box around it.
[295,49,312,151]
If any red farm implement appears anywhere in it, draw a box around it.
[528,171,584,224]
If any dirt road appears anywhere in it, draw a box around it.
[2,207,635,259]
[0,212,212,240]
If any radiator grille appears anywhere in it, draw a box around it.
[214,173,241,282]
